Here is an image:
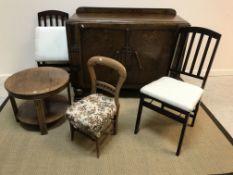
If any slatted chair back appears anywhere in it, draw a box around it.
[169,27,221,88]
[87,56,127,109]
[38,10,69,26]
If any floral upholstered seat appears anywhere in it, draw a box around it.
[66,93,116,138]
[66,56,126,158]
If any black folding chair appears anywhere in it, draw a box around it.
[134,26,221,156]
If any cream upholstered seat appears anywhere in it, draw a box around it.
[134,27,221,156]
[35,26,68,62]
[66,56,127,158]
[141,77,203,112]
[66,93,116,138]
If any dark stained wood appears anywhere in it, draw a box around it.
[5,67,71,134]
[169,26,221,88]
[134,27,221,156]
[38,10,68,27]
[17,95,68,124]
[66,7,190,98]
[76,7,177,15]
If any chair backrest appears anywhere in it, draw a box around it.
[169,26,221,88]
[34,27,69,61]
[38,10,69,26]
[87,56,127,108]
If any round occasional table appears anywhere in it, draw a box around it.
[5,67,71,135]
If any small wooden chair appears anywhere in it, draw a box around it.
[66,56,127,158]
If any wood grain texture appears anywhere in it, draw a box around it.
[4,67,70,134]
[66,7,190,98]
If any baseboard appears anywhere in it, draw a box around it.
[0,74,11,78]
[209,69,233,77]
[184,69,233,77]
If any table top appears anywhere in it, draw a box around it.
[5,67,69,99]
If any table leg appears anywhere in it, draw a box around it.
[67,84,72,105]
[34,99,48,135]
[9,95,19,122]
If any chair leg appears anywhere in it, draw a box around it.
[96,138,100,158]
[37,61,41,67]
[161,103,165,109]
[112,118,117,135]
[112,112,119,135]
[134,96,144,134]
[69,123,74,141]
[176,114,189,156]
[191,104,199,127]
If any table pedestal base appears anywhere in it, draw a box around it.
[17,95,68,134]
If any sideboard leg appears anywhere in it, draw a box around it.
[73,88,83,101]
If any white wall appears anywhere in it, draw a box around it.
[0,0,232,75]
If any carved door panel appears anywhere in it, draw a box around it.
[127,29,177,86]
[80,27,177,88]
[81,28,125,88]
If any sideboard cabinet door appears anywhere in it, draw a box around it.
[66,7,190,97]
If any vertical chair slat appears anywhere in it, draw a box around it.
[43,16,47,26]
[55,15,59,26]
[202,38,221,88]
[61,17,65,26]
[169,32,181,72]
[190,33,204,74]
[197,36,212,77]
[38,17,42,26]
[175,32,188,72]
[182,32,196,73]
[49,15,53,26]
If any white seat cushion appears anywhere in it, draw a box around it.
[66,94,116,138]
[35,26,68,61]
[141,77,204,112]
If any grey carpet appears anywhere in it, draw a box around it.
[0,97,232,175]
[202,76,233,139]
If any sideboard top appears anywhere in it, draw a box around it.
[67,7,189,25]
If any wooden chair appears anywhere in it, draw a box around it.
[66,56,127,158]
[35,10,69,68]
[134,26,221,156]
